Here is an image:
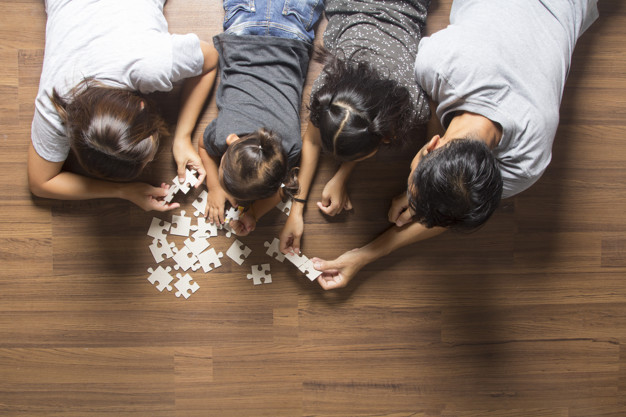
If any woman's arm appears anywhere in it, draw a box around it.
[27,144,179,211]
[312,222,445,290]
[172,40,219,185]
[317,160,357,216]
[279,121,322,254]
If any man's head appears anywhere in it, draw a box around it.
[407,135,503,230]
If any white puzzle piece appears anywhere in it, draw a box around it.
[247,264,272,285]
[172,246,200,271]
[220,223,237,238]
[226,239,251,265]
[147,266,174,292]
[224,206,242,223]
[184,236,210,256]
[170,210,192,237]
[285,250,308,268]
[148,238,176,263]
[174,273,199,299]
[191,217,218,239]
[276,199,292,216]
[263,238,285,262]
[196,248,224,273]
[298,259,323,281]
[192,189,208,217]
[147,217,171,241]
[173,169,199,194]
[163,182,180,204]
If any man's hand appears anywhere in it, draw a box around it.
[317,175,353,216]
[388,193,414,227]
[310,248,367,290]
[124,182,180,212]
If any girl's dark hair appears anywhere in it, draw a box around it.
[408,139,503,231]
[220,128,299,207]
[50,79,167,180]
[309,47,416,161]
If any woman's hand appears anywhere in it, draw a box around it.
[173,137,206,185]
[317,175,353,216]
[279,210,304,255]
[124,182,180,212]
[230,212,257,236]
[388,193,414,227]
[310,248,367,290]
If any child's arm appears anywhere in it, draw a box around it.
[279,121,322,254]
[27,144,179,211]
[198,139,229,224]
[230,191,282,236]
[172,40,219,185]
[317,160,357,216]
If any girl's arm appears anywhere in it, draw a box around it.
[172,40,219,185]
[279,121,322,254]
[27,144,179,211]
[198,139,229,224]
[312,222,445,290]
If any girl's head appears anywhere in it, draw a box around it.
[220,128,298,207]
[51,79,167,180]
[309,48,415,162]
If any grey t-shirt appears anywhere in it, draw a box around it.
[31,0,204,163]
[415,0,599,198]
[203,33,311,169]
[311,0,431,126]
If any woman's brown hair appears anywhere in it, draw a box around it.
[50,79,168,180]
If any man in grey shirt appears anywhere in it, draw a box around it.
[311,0,599,290]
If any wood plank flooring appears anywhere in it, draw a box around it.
[0,1,624,416]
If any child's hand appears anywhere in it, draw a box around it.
[205,188,228,224]
[388,193,414,227]
[280,212,304,255]
[124,182,180,212]
[230,212,256,236]
[317,175,353,216]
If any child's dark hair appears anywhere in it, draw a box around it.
[50,78,168,180]
[309,47,416,161]
[220,128,299,207]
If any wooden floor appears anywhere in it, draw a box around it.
[1,1,625,416]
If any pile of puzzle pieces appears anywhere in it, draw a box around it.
[145,170,322,299]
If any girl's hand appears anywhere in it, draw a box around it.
[279,211,304,255]
[205,188,228,224]
[310,248,367,290]
[124,182,180,212]
[230,212,257,236]
[388,193,414,227]
[173,137,207,185]
[317,176,352,216]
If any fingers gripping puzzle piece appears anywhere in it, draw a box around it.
[173,246,200,271]
[163,182,180,204]
[173,169,199,194]
[264,238,285,262]
[147,266,175,292]
[298,259,323,281]
[276,199,292,216]
[196,248,224,273]
[174,273,199,299]
[170,210,192,237]
[285,250,308,268]
[247,264,272,285]
[192,190,208,217]
[149,238,177,263]
[191,217,218,239]
[147,217,171,241]
[184,236,210,256]
[226,239,251,265]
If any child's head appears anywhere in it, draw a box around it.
[51,79,168,180]
[309,49,415,162]
[220,128,298,207]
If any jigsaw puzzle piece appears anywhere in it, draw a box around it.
[173,246,200,271]
[191,217,218,239]
[226,239,251,265]
[148,238,177,263]
[298,259,323,281]
[173,169,199,194]
[276,199,292,216]
[220,223,237,238]
[174,273,199,299]
[247,263,272,285]
[163,182,180,204]
[147,217,171,241]
[192,189,208,217]
[196,248,224,273]
[184,236,210,256]
[285,250,308,268]
[147,266,174,292]
[224,206,243,224]
[264,238,285,262]
[170,210,192,237]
